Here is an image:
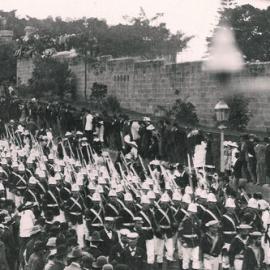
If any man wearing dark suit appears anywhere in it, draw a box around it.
[109,229,129,267]
[119,232,146,270]
[99,217,119,256]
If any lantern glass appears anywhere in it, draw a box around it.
[215,100,229,123]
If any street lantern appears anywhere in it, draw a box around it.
[203,24,243,173]
[215,100,229,123]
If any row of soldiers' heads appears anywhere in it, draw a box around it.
[0,143,269,211]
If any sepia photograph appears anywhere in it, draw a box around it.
[0,0,269,269]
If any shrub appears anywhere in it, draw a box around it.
[156,98,199,126]
[102,95,122,114]
[225,94,251,130]
[26,56,77,99]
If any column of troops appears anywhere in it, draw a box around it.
[0,103,267,270]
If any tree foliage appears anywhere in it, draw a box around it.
[225,94,251,130]
[210,4,270,61]
[26,57,76,99]
[102,95,122,114]
[0,43,16,84]
[0,9,191,60]
[157,98,199,126]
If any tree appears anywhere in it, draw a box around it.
[225,94,251,130]
[102,95,122,114]
[0,43,16,84]
[157,98,199,126]
[0,9,191,61]
[27,57,76,99]
[209,4,270,62]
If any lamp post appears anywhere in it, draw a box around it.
[215,100,229,172]
[82,20,98,100]
[203,24,244,172]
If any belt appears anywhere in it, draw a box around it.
[204,254,219,259]
[183,234,198,238]
[235,255,244,260]
[223,231,237,235]
[47,204,58,207]
[16,187,26,190]
[160,225,170,229]
[70,212,81,216]
[123,223,135,226]
[142,227,152,230]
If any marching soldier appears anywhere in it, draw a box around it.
[44,176,61,218]
[119,192,137,230]
[200,220,224,270]
[241,197,264,231]
[13,163,28,207]
[179,203,201,270]
[171,191,187,268]
[229,224,252,270]
[154,192,174,269]
[104,189,121,218]
[85,192,104,235]
[221,197,240,269]
[65,183,85,248]
[138,195,155,269]
[202,193,222,231]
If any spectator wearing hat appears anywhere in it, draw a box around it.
[44,237,57,270]
[80,254,94,270]
[119,232,146,270]
[85,231,103,260]
[109,228,129,266]
[92,256,108,270]
[200,220,224,270]
[27,240,46,270]
[242,231,264,270]
[99,217,118,256]
[232,152,243,190]
[45,245,67,270]
[254,138,266,185]
[228,224,252,270]
[174,164,189,191]
[265,137,270,186]
[65,247,83,270]
[25,225,42,262]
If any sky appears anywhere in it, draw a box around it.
[1,0,269,62]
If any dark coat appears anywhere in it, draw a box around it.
[99,229,119,256]
[27,252,45,270]
[0,240,9,270]
[119,246,146,270]
[109,242,125,266]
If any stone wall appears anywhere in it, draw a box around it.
[17,56,270,132]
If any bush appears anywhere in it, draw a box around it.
[102,95,122,114]
[225,94,251,131]
[25,56,77,99]
[156,98,199,126]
